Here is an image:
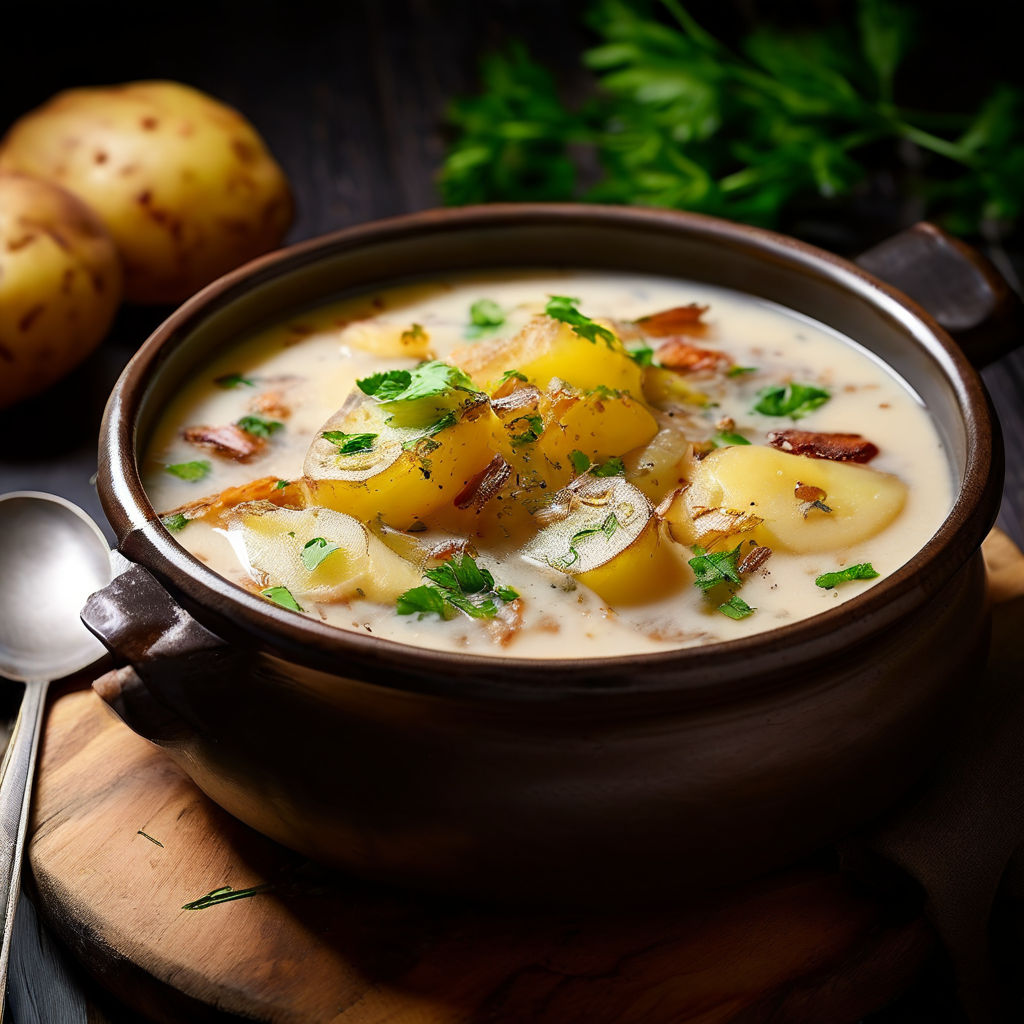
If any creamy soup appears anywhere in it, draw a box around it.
[143,270,954,658]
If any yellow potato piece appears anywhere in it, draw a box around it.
[227,502,418,603]
[685,445,907,553]
[339,320,433,359]
[546,391,658,465]
[304,392,498,527]
[523,477,683,606]
[452,316,644,395]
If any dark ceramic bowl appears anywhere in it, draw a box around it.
[84,205,1022,904]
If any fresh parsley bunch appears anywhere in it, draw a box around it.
[440,0,1024,237]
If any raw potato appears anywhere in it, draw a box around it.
[0,173,122,408]
[0,81,292,304]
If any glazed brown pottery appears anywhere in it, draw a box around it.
[83,206,1022,904]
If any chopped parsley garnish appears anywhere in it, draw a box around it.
[726,366,759,378]
[400,412,456,450]
[396,553,518,620]
[569,449,591,475]
[554,512,620,569]
[261,586,303,612]
[815,563,880,588]
[162,513,189,532]
[718,595,756,619]
[357,360,474,406]
[321,430,377,455]
[236,415,284,438]
[301,537,341,571]
[688,544,744,591]
[509,413,544,445]
[165,460,211,482]
[628,346,656,367]
[591,456,626,477]
[214,372,255,389]
[544,295,617,348]
[274,479,290,490]
[182,884,270,911]
[753,383,830,419]
[500,369,528,383]
[469,298,505,328]
[715,430,751,446]
[588,384,622,400]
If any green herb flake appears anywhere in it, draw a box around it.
[509,413,545,445]
[588,384,622,400]
[591,455,626,477]
[322,431,378,455]
[569,449,591,475]
[214,372,255,389]
[715,430,751,446]
[165,460,211,482]
[261,586,303,612]
[470,298,505,327]
[137,830,164,847]
[162,513,189,533]
[236,415,284,438]
[396,553,518,621]
[815,563,880,588]
[301,537,341,572]
[400,412,456,451]
[182,883,270,911]
[628,346,656,367]
[727,366,759,378]
[274,479,290,490]
[544,295,617,348]
[718,595,755,620]
[555,512,620,569]
[753,383,831,419]
[500,369,528,383]
[688,544,744,591]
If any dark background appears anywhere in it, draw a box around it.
[1,2,1021,1020]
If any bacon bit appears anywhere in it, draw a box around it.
[635,304,709,337]
[715,415,736,433]
[163,476,305,526]
[738,544,772,574]
[249,390,290,419]
[453,455,513,510]
[491,385,542,417]
[768,430,879,463]
[485,597,525,647]
[183,424,266,461]
[794,482,827,502]
[655,338,730,373]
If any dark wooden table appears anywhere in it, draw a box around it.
[1,2,1020,1021]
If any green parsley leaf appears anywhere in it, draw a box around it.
[500,369,528,383]
[321,431,378,455]
[753,383,830,419]
[356,368,412,401]
[554,512,620,569]
[400,412,457,450]
[396,585,449,618]
[396,553,518,621]
[509,413,545,445]
[628,346,656,367]
[165,460,211,482]
[814,563,880,588]
[274,479,290,490]
[261,586,303,612]
[237,415,284,438]
[718,595,756,619]
[162,513,189,532]
[357,361,474,407]
[495,585,520,602]
[470,298,505,327]
[726,366,759,378]
[301,537,341,571]
[715,430,750,446]
[688,544,744,591]
[569,449,591,475]
[214,372,256,389]
[591,455,626,477]
[544,295,617,348]
[182,884,270,911]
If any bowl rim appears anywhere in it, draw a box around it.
[98,203,1001,702]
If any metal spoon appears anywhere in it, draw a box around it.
[0,492,113,1015]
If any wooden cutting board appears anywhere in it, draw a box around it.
[24,530,1024,1024]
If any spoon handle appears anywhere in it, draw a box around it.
[0,679,50,1009]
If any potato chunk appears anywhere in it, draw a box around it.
[227,502,418,603]
[339,320,434,359]
[523,477,683,605]
[304,390,498,527]
[683,445,907,553]
[452,316,644,396]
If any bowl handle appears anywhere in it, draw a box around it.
[81,563,246,741]
[856,222,1023,367]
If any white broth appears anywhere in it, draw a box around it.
[143,269,953,658]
